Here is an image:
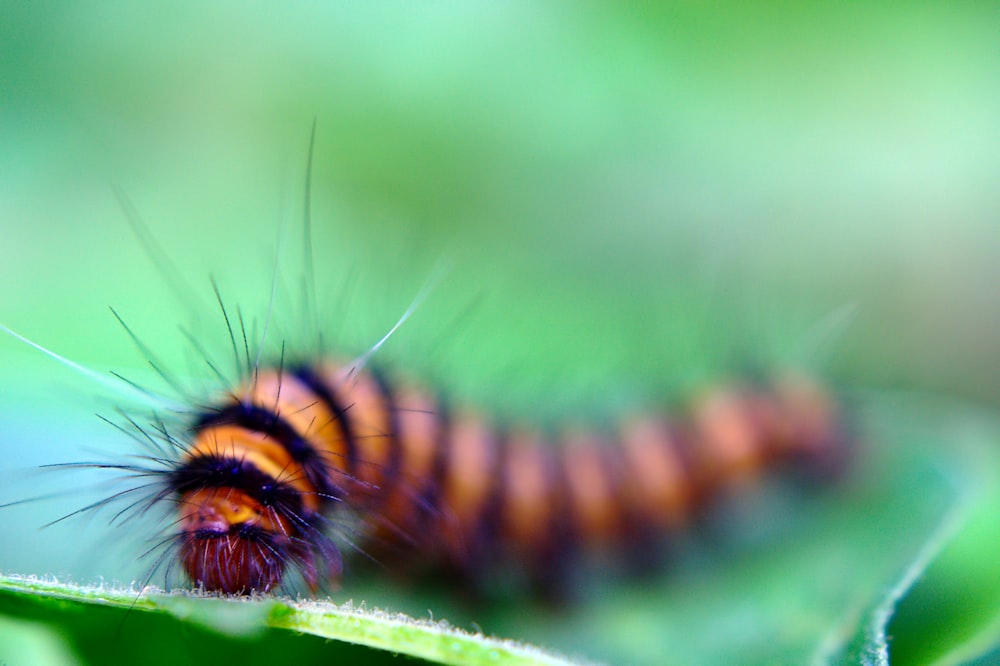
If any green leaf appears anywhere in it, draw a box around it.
[0,575,581,666]
[0,612,81,666]
[885,405,1000,665]
[833,498,966,665]
[820,399,1000,665]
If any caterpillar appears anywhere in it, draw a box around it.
[140,355,849,595]
[1,132,853,599]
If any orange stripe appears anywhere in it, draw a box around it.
[562,430,620,543]
[772,375,837,459]
[620,415,690,530]
[342,371,393,489]
[440,412,496,560]
[502,431,552,550]
[690,388,764,483]
[377,385,441,535]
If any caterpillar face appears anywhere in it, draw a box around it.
[178,487,294,594]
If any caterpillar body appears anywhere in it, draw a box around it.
[2,130,853,599]
[160,355,849,595]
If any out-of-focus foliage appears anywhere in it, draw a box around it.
[1,3,999,664]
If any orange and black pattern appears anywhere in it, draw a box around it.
[168,360,851,594]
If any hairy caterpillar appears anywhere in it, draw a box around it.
[121,355,849,595]
[2,132,853,599]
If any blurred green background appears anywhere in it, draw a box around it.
[2,3,1000,664]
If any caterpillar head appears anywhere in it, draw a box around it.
[177,486,342,594]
